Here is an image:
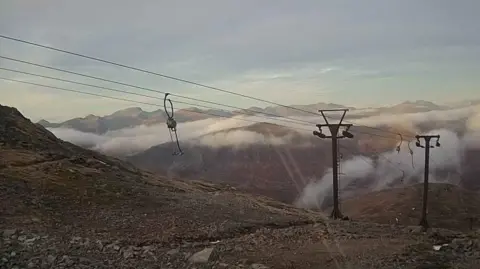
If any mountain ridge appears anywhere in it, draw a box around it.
[37,100,452,134]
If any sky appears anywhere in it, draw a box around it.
[1,0,480,122]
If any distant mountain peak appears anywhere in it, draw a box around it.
[246,106,265,112]
[179,107,202,112]
[401,100,439,107]
[37,119,51,125]
[110,107,144,117]
[378,100,447,114]
[85,114,100,119]
[118,107,143,113]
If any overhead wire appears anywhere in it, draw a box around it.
[1,73,415,179]
[0,69,421,147]
[0,66,314,127]
[354,129,406,142]
[338,144,408,182]
[4,35,469,220]
[0,56,319,126]
[0,69,415,145]
[351,129,416,169]
[0,76,315,132]
[0,72,415,161]
[0,54,415,140]
[0,34,417,139]
[0,35,323,115]
[0,70,424,188]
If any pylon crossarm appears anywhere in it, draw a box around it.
[339,110,347,124]
[319,111,330,125]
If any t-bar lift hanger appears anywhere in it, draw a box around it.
[164,93,184,156]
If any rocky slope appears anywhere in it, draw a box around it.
[340,183,480,231]
[3,104,480,268]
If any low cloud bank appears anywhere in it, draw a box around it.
[47,104,480,208]
[191,130,302,149]
[48,104,480,157]
[351,105,479,128]
[48,115,311,156]
[294,128,476,209]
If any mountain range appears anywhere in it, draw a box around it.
[34,97,480,210]
[125,122,397,203]
[126,119,480,207]
[38,107,225,134]
[37,100,452,134]
[3,103,480,268]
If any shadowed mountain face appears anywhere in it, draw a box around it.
[127,119,480,208]
[124,122,429,203]
[461,148,480,189]
[127,123,331,203]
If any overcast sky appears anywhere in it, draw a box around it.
[1,0,480,122]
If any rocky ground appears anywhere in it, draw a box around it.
[3,222,480,268]
[340,183,480,231]
[2,104,480,268]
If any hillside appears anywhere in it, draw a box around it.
[127,123,332,203]
[3,104,480,268]
[340,183,480,231]
[0,104,321,268]
[126,123,420,204]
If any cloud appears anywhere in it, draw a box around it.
[48,115,311,156]
[50,127,107,148]
[294,128,470,209]
[191,130,312,149]
[193,130,285,149]
[351,105,480,129]
[294,156,375,209]
[466,106,480,131]
[45,103,480,209]
[46,104,480,160]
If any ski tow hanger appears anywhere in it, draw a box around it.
[164,93,183,156]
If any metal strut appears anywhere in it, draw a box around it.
[164,93,183,156]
